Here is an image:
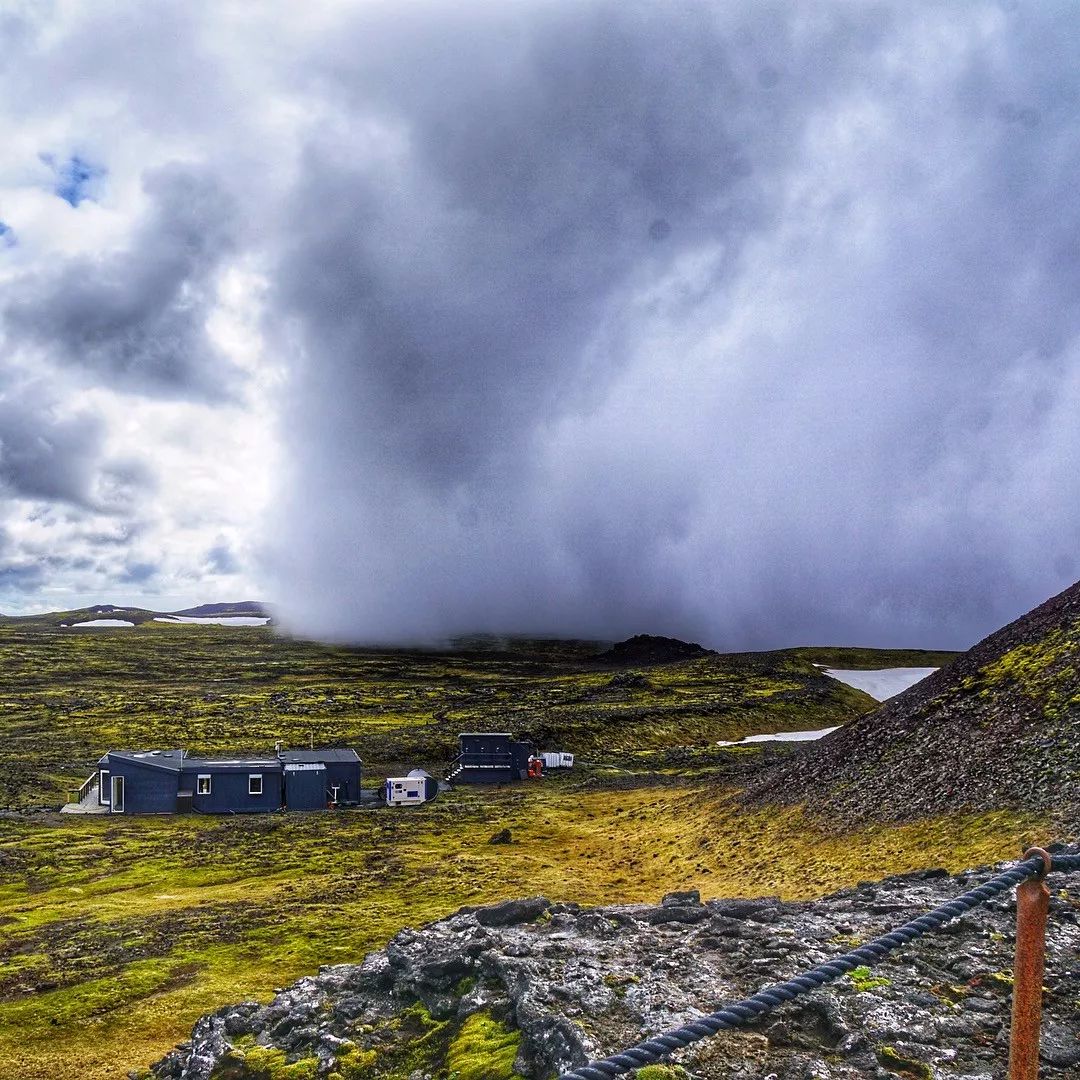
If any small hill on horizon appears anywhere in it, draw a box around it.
[749,578,1080,831]
[170,601,270,618]
[595,633,716,665]
[0,601,272,626]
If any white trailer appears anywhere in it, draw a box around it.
[540,752,574,769]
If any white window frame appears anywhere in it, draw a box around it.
[248,773,263,796]
[110,774,125,813]
[100,769,111,805]
[196,774,212,796]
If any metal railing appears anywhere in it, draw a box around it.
[71,773,97,805]
[445,752,514,779]
[558,847,1080,1080]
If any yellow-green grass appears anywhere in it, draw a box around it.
[0,622,875,808]
[0,780,1045,1080]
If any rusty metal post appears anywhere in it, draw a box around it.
[1008,847,1052,1080]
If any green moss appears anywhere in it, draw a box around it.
[210,1047,319,1080]
[634,1067,689,1080]
[845,965,891,992]
[334,1048,377,1080]
[930,984,970,1005]
[962,627,1079,718]
[444,1011,522,1080]
[876,1046,933,1078]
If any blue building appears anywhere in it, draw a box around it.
[446,732,534,784]
[95,748,361,814]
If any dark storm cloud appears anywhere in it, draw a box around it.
[0,561,45,593]
[276,0,850,483]
[266,0,1080,648]
[4,163,241,400]
[117,560,158,585]
[205,542,239,575]
[0,390,109,508]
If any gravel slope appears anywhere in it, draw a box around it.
[748,579,1080,831]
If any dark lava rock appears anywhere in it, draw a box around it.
[662,889,702,908]
[488,828,513,845]
[595,635,716,666]
[151,853,1080,1080]
[606,672,653,690]
[1041,1025,1080,1066]
[475,896,550,927]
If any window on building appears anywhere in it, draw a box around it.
[99,770,110,805]
[249,774,263,795]
[197,774,212,795]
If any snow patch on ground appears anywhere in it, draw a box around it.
[72,619,135,628]
[717,726,839,748]
[153,616,270,626]
[823,667,939,700]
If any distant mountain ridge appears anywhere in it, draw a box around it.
[0,601,272,625]
[170,601,269,617]
[749,578,1080,830]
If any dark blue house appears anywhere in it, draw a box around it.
[96,748,361,814]
[446,732,534,784]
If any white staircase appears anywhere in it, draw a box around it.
[60,775,108,815]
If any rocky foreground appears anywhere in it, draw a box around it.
[153,856,1080,1080]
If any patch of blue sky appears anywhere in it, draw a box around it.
[39,153,106,207]
[0,220,13,247]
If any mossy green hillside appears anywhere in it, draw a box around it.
[0,778,1046,1080]
[785,647,959,670]
[0,621,877,807]
[0,618,1030,1080]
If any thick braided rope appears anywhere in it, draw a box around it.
[559,852,1080,1080]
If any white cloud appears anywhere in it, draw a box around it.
[2,1,1079,646]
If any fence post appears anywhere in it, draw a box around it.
[1008,847,1051,1080]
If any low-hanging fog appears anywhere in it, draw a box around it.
[267,1,1080,648]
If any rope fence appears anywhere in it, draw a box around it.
[559,849,1080,1080]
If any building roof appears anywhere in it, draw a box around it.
[278,749,361,764]
[102,749,186,772]
[101,748,360,771]
[185,758,282,771]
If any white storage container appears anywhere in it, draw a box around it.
[385,776,426,806]
[540,751,574,769]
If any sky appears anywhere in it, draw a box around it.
[1,0,1079,649]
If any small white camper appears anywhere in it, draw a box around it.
[540,752,574,769]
